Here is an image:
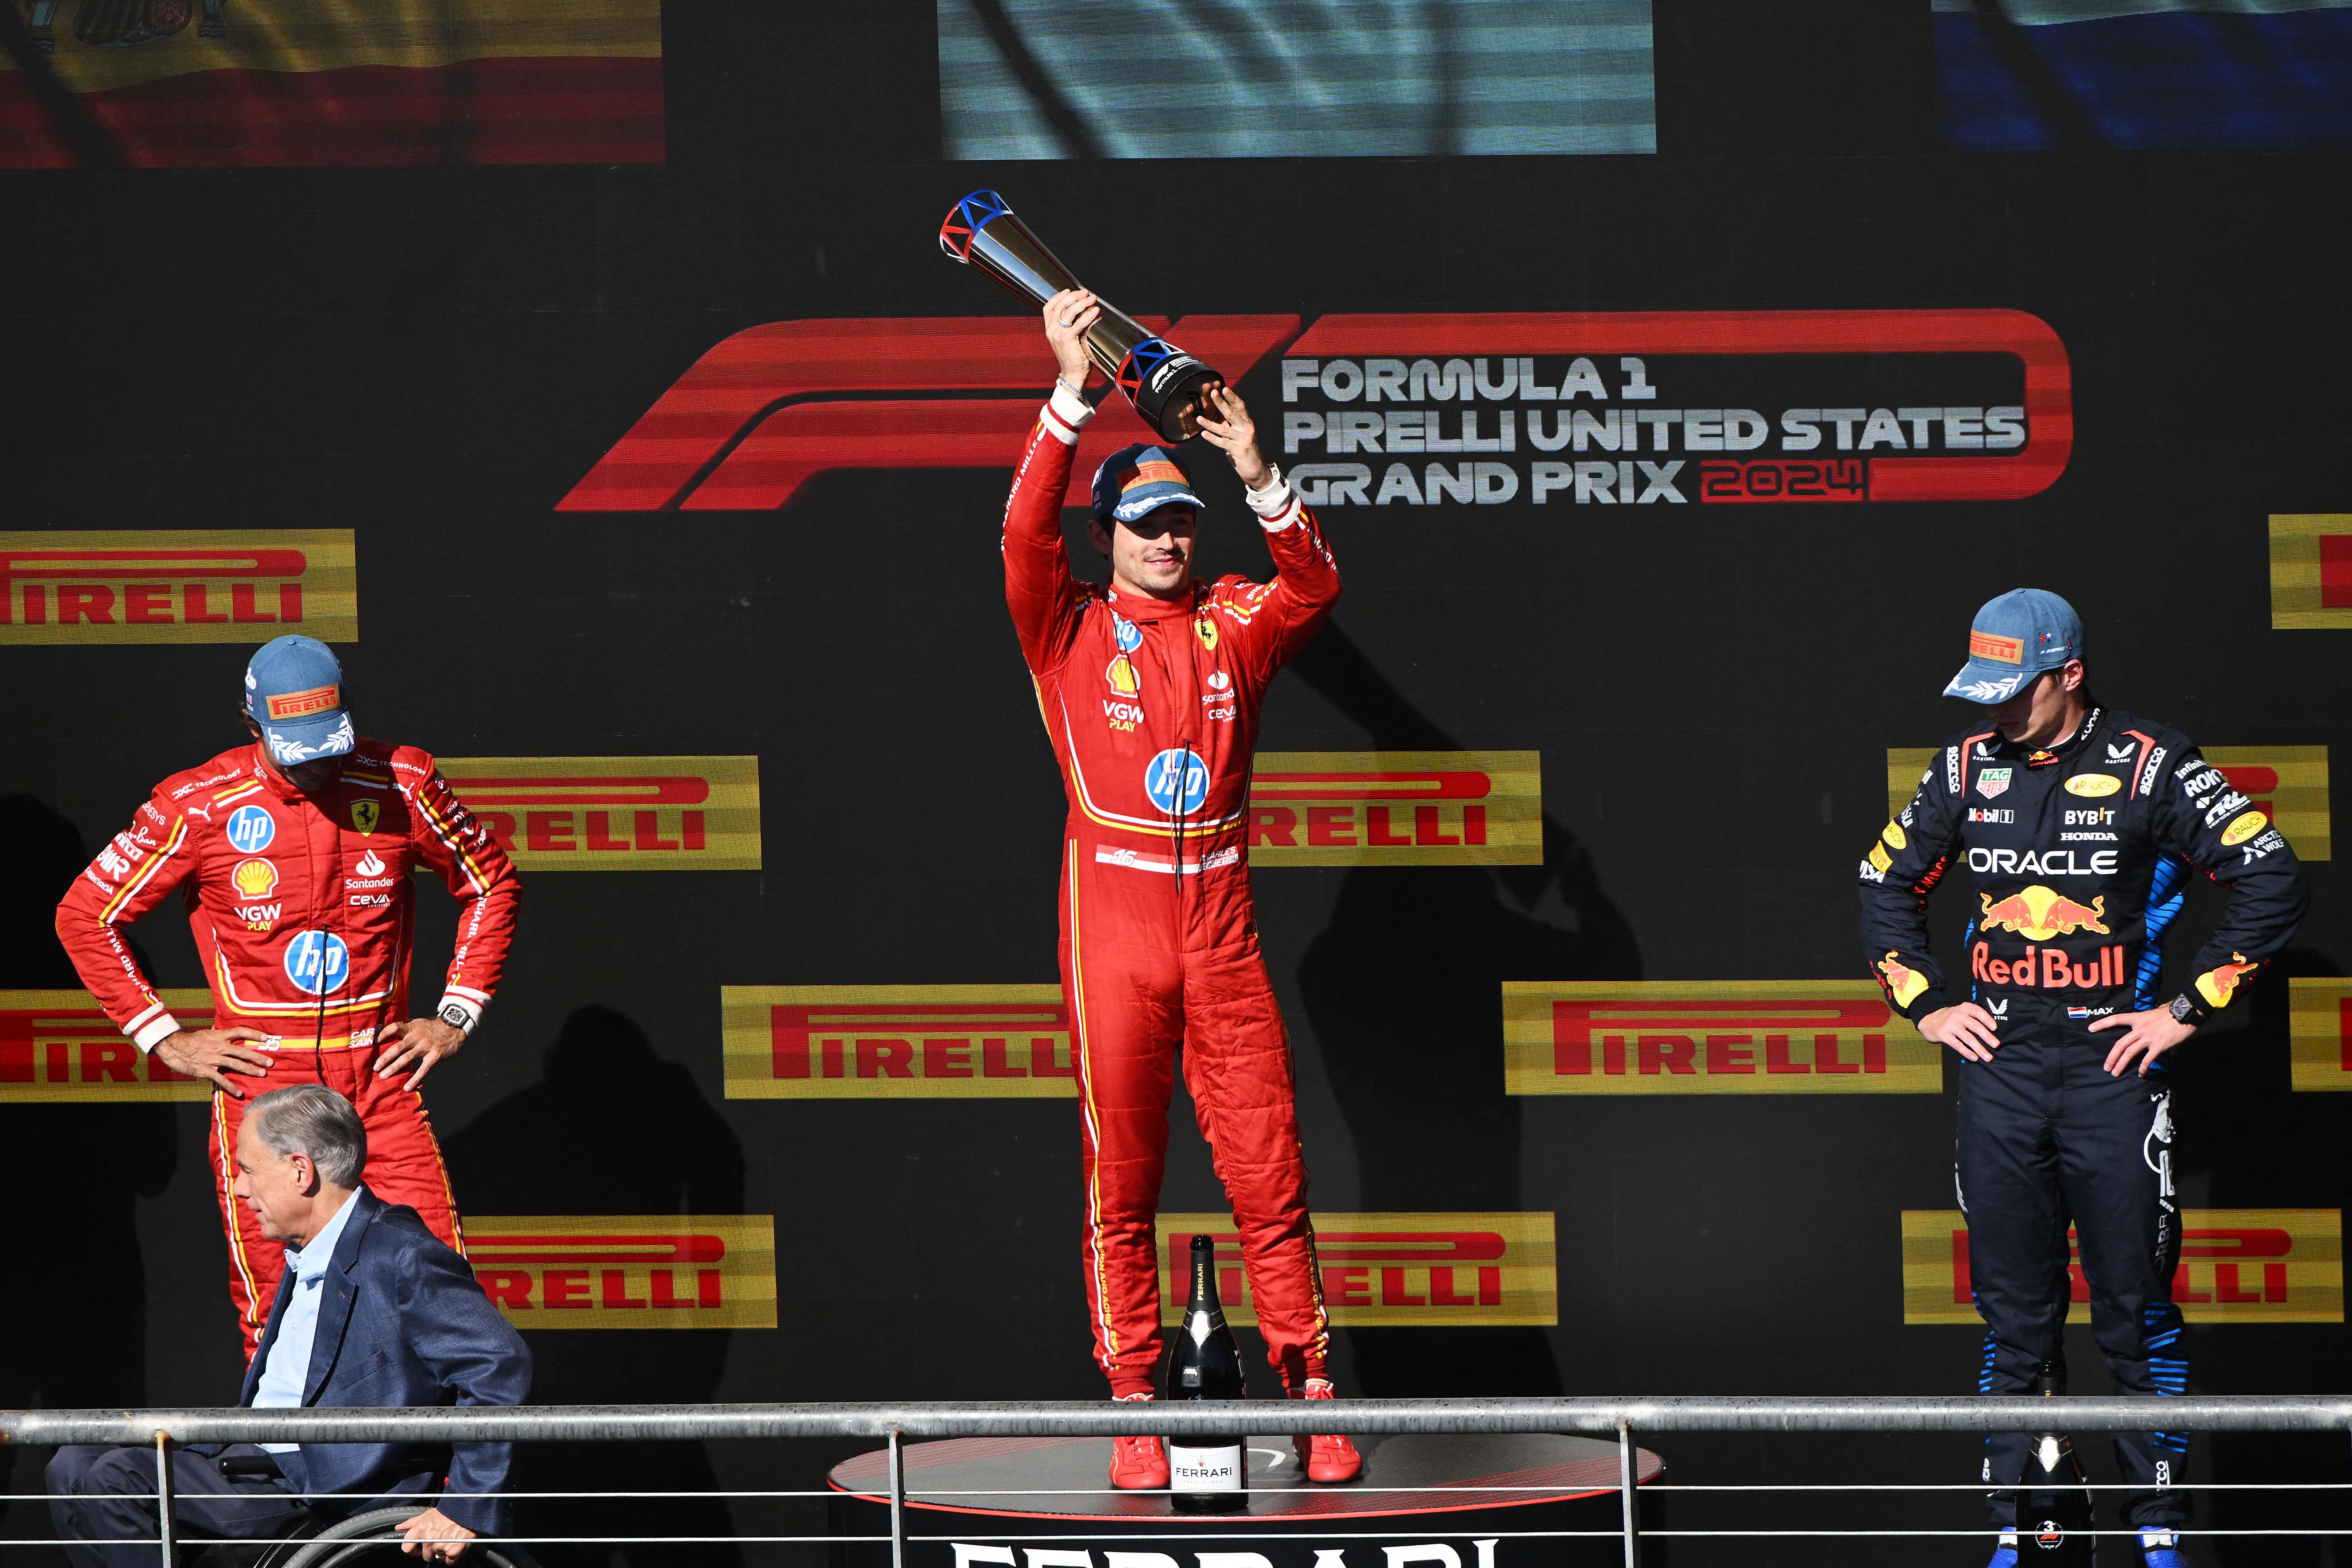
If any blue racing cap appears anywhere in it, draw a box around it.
[245,635,355,765]
[1091,444,1204,526]
[1943,589,2085,703]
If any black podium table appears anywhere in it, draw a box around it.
[828,1432,1663,1568]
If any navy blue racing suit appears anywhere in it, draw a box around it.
[1858,704,2308,1530]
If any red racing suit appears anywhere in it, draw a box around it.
[1004,383,1340,1396]
[56,740,521,1354]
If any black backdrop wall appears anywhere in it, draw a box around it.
[4,3,2351,1564]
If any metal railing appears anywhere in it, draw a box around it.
[7,1397,2349,1568]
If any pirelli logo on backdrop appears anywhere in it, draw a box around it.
[1156,1212,1556,1327]
[1902,1209,2342,1324]
[0,990,214,1101]
[0,531,356,644]
[2269,514,2352,629]
[440,757,760,870]
[466,1216,776,1329]
[1887,745,2331,860]
[2283,979,2352,1091]
[1501,980,1941,1095]
[720,984,1077,1099]
[1247,751,1541,866]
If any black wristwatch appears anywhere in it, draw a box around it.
[2168,993,2206,1027]
[439,1002,475,1034]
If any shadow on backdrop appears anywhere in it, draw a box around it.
[444,1005,746,1568]
[1286,630,1641,1397]
[0,795,177,1530]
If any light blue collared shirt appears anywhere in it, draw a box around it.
[252,1185,364,1453]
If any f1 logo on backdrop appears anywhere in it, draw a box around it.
[0,991,214,1101]
[1250,751,1540,865]
[1901,1210,2342,1324]
[1501,980,1942,1095]
[1155,1212,1556,1327]
[466,1215,775,1329]
[721,985,1077,1099]
[439,757,761,870]
[1885,746,2331,860]
[0,531,357,644]
[557,313,2070,512]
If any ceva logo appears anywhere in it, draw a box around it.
[559,312,2072,512]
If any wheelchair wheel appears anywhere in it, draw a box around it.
[273,1506,542,1568]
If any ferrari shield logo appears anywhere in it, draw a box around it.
[1194,616,1218,651]
[350,799,381,834]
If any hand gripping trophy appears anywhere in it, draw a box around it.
[940,189,1222,442]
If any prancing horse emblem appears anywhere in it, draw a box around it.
[350,799,380,834]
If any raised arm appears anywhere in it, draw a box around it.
[1002,287,1098,675]
[1195,383,1340,679]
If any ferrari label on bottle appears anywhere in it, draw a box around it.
[1166,1443,1244,1491]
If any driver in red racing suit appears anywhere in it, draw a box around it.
[1006,288,1359,1488]
[56,636,521,1355]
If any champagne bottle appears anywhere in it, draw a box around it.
[2018,1362,2097,1564]
[1165,1234,1249,1514]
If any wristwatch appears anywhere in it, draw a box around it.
[2168,993,2206,1027]
[439,1002,477,1036]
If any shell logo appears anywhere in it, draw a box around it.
[1104,654,1139,696]
[230,858,278,900]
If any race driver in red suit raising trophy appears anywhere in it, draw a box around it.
[56,635,521,1356]
[1004,288,1361,1489]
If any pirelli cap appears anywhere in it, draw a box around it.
[246,635,356,765]
[1943,588,2084,703]
[1091,443,1204,526]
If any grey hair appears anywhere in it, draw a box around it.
[249,1084,368,1187]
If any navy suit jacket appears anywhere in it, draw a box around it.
[238,1187,532,1535]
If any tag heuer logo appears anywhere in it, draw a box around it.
[1978,767,2013,799]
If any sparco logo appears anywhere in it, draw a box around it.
[560,312,2071,512]
[1901,1208,2343,1324]
[1502,981,1941,1095]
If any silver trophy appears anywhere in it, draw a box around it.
[940,189,1220,443]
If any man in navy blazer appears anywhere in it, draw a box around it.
[50,1085,531,1567]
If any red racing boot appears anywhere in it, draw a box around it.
[1292,1378,1363,1483]
[1108,1393,1170,1490]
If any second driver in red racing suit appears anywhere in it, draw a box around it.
[1006,288,1358,1488]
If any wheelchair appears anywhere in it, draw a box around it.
[195,1503,543,1568]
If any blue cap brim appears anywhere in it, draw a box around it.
[1943,660,2037,704]
[262,710,356,765]
[1110,482,1204,525]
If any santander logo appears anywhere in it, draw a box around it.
[354,850,386,877]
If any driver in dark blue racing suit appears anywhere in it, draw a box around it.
[1858,589,2308,1568]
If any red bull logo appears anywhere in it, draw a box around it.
[2196,954,2262,1009]
[1876,952,1930,1010]
[1978,885,2109,940]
